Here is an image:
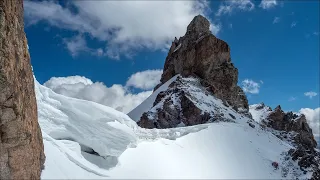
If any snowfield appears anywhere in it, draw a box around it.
[35,76,310,179]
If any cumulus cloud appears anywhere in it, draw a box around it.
[43,70,163,113]
[241,79,261,94]
[304,91,318,99]
[273,17,280,24]
[299,108,320,135]
[216,0,255,16]
[259,0,277,9]
[24,0,218,59]
[126,69,162,90]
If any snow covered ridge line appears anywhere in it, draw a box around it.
[137,75,250,129]
[35,76,217,178]
[35,74,318,179]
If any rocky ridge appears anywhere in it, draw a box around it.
[250,103,319,179]
[138,75,240,129]
[0,0,45,179]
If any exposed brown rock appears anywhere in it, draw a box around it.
[154,15,249,114]
[266,105,317,149]
[0,0,45,179]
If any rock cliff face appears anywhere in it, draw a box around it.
[0,0,45,179]
[154,15,249,113]
[265,105,317,149]
[138,15,250,129]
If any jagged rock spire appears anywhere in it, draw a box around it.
[154,15,249,114]
[186,15,210,36]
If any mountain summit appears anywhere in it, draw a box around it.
[154,15,249,116]
[133,15,250,129]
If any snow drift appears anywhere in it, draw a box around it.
[35,76,312,179]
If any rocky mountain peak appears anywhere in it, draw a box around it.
[274,105,282,111]
[154,15,249,115]
[137,15,252,129]
[186,15,210,37]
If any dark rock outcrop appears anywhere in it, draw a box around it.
[266,105,317,149]
[261,105,319,179]
[154,15,249,114]
[138,75,237,129]
[287,146,320,180]
[0,0,45,179]
[138,77,213,129]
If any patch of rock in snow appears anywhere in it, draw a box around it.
[127,75,179,121]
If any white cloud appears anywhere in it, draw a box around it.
[216,0,255,16]
[63,35,88,57]
[288,97,296,101]
[273,17,280,24]
[24,0,218,59]
[126,69,162,90]
[291,21,297,28]
[241,79,261,94]
[259,0,277,9]
[43,70,163,113]
[304,91,318,99]
[299,108,320,135]
[63,35,108,57]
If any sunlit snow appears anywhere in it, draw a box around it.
[35,76,310,179]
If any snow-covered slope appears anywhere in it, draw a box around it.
[127,75,178,121]
[249,103,273,123]
[108,122,306,179]
[36,79,138,157]
[35,77,311,179]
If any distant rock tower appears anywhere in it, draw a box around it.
[154,15,249,113]
[137,15,250,129]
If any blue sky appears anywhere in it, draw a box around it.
[24,0,319,113]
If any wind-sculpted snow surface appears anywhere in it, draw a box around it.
[35,78,138,157]
[35,77,313,179]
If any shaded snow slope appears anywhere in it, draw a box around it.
[35,77,310,179]
[127,75,178,121]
